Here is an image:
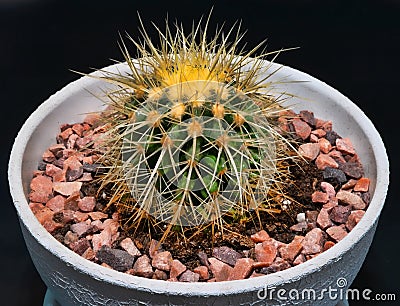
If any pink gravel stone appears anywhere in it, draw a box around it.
[228,258,254,280]
[193,266,209,280]
[279,235,304,262]
[290,221,307,232]
[328,150,347,164]
[301,228,325,255]
[170,259,187,278]
[346,210,365,231]
[336,190,366,210]
[29,175,53,203]
[64,191,80,211]
[70,221,93,237]
[323,241,336,251]
[250,230,270,243]
[82,247,96,261]
[310,134,319,143]
[179,270,200,282]
[72,124,84,137]
[317,208,333,230]
[315,154,339,170]
[89,211,108,220]
[293,254,306,266]
[208,258,233,282]
[45,195,65,212]
[149,239,162,258]
[45,164,64,182]
[132,255,154,278]
[92,227,113,252]
[59,128,73,140]
[329,205,351,224]
[78,196,96,212]
[254,240,278,265]
[326,226,348,242]
[53,182,82,196]
[42,150,56,163]
[311,191,329,203]
[120,238,141,257]
[311,129,326,138]
[151,251,172,271]
[321,182,336,198]
[64,231,79,247]
[336,138,356,155]
[318,138,332,154]
[73,211,89,222]
[299,143,320,161]
[292,118,312,140]
[354,178,370,192]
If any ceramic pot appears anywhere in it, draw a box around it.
[8,60,389,305]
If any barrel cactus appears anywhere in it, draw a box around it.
[92,15,299,238]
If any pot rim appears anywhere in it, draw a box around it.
[8,60,389,296]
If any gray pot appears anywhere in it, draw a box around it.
[8,61,389,306]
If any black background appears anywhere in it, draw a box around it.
[1,0,398,305]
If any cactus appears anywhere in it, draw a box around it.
[92,14,300,239]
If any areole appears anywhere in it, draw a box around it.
[8,59,389,305]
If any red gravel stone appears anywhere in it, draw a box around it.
[71,238,91,255]
[301,228,325,255]
[336,190,366,210]
[29,175,53,203]
[59,127,73,140]
[208,258,233,282]
[212,246,242,266]
[89,211,108,220]
[311,191,329,203]
[193,266,209,280]
[318,138,332,154]
[92,227,113,252]
[45,195,65,212]
[290,221,307,232]
[170,259,187,279]
[329,205,351,224]
[148,239,162,258]
[42,150,56,163]
[292,118,312,140]
[250,230,270,243]
[326,226,348,242]
[323,241,336,251]
[78,196,96,212]
[317,208,333,230]
[320,182,336,199]
[311,129,326,138]
[228,258,254,280]
[151,251,172,271]
[53,182,82,196]
[73,211,89,223]
[346,210,365,231]
[72,124,84,137]
[315,154,339,170]
[293,254,306,266]
[342,179,358,190]
[354,177,370,192]
[70,221,93,237]
[64,231,79,247]
[45,164,64,182]
[132,255,154,278]
[254,240,277,265]
[279,235,304,262]
[336,138,356,155]
[299,143,320,161]
[179,270,200,282]
[120,238,141,257]
[328,150,347,164]
[64,191,80,211]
